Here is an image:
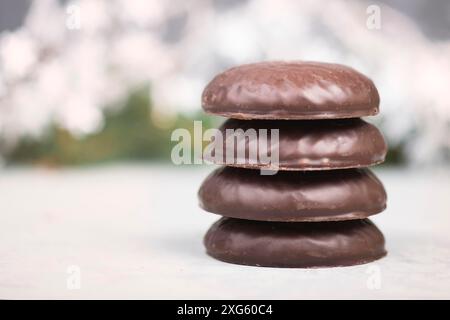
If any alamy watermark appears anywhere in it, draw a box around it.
[366,5,381,30]
[171,121,280,175]
[366,265,382,290]
[66,265,81,290]
[66,4,82,30]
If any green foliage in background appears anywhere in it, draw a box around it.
[5,88,219,166]
[4,88,404,166]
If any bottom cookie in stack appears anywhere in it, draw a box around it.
[204,218,386,268]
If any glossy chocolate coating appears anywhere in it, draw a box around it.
[202,61,379,120]
[198,167,386,222]
[206,118,387,170]
[204,217,386,268]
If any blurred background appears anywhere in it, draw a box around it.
[0,0,449,167]
[1,0,450,299]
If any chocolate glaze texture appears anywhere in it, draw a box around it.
[202,61,380,119]
[204,218,386,268]
[207,118,387,170]
[198,167,387,222]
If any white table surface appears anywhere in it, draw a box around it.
[1,164,450,299]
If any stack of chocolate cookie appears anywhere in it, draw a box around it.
[198,61,387,268]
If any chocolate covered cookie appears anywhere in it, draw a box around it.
[202,61,379,120]
[206,118,387,170]
[199,167,386,222]
[204,218,386,268]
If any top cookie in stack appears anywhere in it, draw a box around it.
[202,61,380,120]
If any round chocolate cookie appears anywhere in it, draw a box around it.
[206,118,387,170]
[198,167,386,222]
[202,61,379,120]
[204,218,386,268]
